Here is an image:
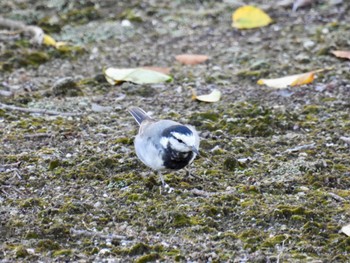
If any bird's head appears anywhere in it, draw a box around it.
[160,125,199,154]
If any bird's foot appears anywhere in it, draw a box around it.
[158,172,174,193]
[160,182,174,194]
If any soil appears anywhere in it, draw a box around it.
[1,0,350,262]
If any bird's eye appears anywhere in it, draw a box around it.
[176,138,184,143]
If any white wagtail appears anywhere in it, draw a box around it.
[128,106,200,187]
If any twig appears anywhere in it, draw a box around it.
[0,168,22,179]
[276,239,286,263]
[0,162,22,179]
[0,29,22,35]
[0,103,81,116]
[0,185,24,196]
[23,133,52,139]
[328,192,345,202]
[0,15,44,44]
[70,228,128,240]
[284,143,315,153]
[190,188,236,197]
[0,161,21,171]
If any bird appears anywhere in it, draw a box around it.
[128,106,200,188]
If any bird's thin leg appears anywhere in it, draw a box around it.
[158,172,173,193]
[185,167,191,177]
[158,171,165,187]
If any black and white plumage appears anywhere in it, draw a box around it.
[128,107,200,186]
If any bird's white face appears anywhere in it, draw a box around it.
[160,132,197,153]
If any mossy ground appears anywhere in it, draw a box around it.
[1,0,350,262]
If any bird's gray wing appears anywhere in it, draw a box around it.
[134,120,179,170]
[139,120,180,140]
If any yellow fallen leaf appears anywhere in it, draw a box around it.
[192,89,221,102]
[43,34,57,47]
[55,41,69,49]
[257,71,317,88]
[104,67,172,85]
[43,34,69,49]
[331,50,350,60]
[232,5,273,29]
[290,72,314,86]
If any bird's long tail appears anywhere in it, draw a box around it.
[128,107,152,125]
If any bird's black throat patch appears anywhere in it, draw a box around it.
[162,143,194,170]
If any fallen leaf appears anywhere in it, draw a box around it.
[258,71,318,88]
[192,89,221,102]
[142,66,171,75]
[232,5,273,29]
[43,34,56,46]
[43,34,69,49]
[55,42,69,49]
[175,54,209,65]
[342,224,350,236]
[104,68,172,85]
[290,72,315,86]
[331,50,350,60]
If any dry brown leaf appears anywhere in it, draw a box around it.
[142,66,171,75]
[331,50,350,60]
[175,54,209,65]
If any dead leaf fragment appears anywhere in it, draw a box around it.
[290,72,315,86]
[331,50,350,60]
[43,34,68,49]
[257,71,315,88]
[43,34,56,46]
[175,54,209,65]
[192,89,221,102]
[341,224,350,236]
[232,5,273,29]
[142,66,171,75]
[104,68,172,85]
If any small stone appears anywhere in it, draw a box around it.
[121,19,132,27]
[299,186,310,191]
[94,201,102,208]
[321,27,329,34]
[303,40,315,49]
[51,77,83,97]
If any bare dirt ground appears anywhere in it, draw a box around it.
[1,0,350,262]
